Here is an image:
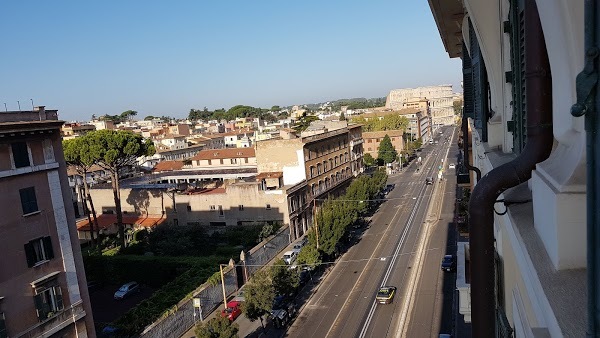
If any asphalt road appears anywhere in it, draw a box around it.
[286,126,458,338]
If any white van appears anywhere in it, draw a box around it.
[282,251,297,265]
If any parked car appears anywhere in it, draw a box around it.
[292,237,308,254]
[376,286,397,304]
[299,269,311,285]
[221,300,242,321]
[114,281,140,300]
[441,255,456,272]
[425,177,434,185]
[282,250,297,265]
[448,163,456,169]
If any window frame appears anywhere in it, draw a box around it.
[33,285,64,321]
[11,142,31,168]
[25,236,54,267]
[20,187,39,215]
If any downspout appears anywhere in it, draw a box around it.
[468,0,553,336]
[570,0,599,336]
[461,115,482,181]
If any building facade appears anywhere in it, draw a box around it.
[386,85,455,126]
[362,130,405,160]
[0,107,95,337]
[428,0,588,336]
[256,121,364,240]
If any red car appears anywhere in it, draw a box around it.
[221,301,242,321]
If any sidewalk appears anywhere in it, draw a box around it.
[181,265,331,338]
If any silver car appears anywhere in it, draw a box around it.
[114,281,140,300]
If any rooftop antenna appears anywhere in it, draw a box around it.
[30,99,34,110]
[17,101,21,111]
[3,103,6,112]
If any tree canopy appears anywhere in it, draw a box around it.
[85,130,155,248]
[194,316,239,338]
[293,112,319,132]
[242,269,274,327]
[188,105,277,123]
[271,258,299,297]
[351,114,409,132]
[378,134,398,164]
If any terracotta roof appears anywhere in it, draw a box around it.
[76,214,166,231]
[256,172,283,180]
[153,160,184,172]
[191,147,255,161]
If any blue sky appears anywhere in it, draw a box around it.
[1,1,461,121]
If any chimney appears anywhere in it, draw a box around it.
[34,106,46,120]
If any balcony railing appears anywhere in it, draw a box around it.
[16,301,86,338]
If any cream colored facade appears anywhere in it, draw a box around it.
[428,0,588,336]
[386,85,455,126]
[89,181,292,228]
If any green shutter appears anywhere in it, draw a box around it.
[509,0,527,154]
[53,286,64,311]
[0,312,6,338]
[42,236,54,260]
[24,242,36,267]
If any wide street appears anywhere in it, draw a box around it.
[285,126,458,338]
[181,126,460,338]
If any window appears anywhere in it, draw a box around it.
[34,285,64,321]
[266,204,271,210]
[20,187,39,215]
[507,0,526,153]
[186,205,192,212]
[239,205,244,211]
[231,158,238,164]
[11,142,30,168]
[209,205,216,211]
[25,237,54,267]
[218,205,224,217]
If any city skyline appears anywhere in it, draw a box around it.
[1,1,462,121]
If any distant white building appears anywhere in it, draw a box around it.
[386,85,455,125]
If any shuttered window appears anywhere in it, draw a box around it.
[11,142,30,168]
[20,187,39,215]
[467,19,490,142]
[0,312,6,338]
[507,0,527,154]
[33,286,63,321]
[24,236,54,267]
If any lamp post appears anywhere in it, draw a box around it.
[219,264,228,310]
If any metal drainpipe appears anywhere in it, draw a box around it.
[462,114,482,181]
[570,0,599,335]
[468,0,553,336]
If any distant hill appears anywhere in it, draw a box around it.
[293,97,386,111]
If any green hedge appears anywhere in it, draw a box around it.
[84,255,225,288]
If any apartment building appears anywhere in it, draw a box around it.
[0,107,95,337]
[362,130,405,159]
[428,0,588,336]
[61,122,95,140]
[386,85,455,126]
[256,121,363,238]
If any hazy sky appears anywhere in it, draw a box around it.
[1,1,462,121]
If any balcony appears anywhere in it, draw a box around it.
[16,301,86,338]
